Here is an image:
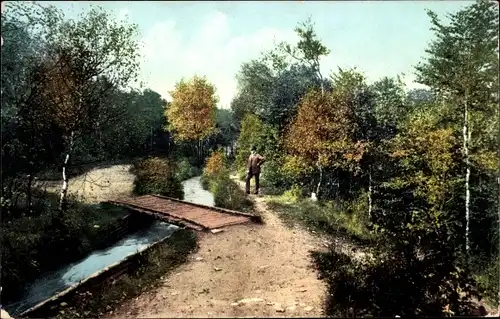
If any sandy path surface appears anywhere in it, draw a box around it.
[37,164,134,203]
[107,181,327,318]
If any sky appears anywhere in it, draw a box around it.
[37,0,474,108]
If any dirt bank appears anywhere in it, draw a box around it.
[106,187,327,318]
[37,164,134,203]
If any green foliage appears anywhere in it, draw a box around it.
[475,256,500,308]
[275,17,330,89]
[312,248,477,317]
[234,114,267,170]
[132,157,184,199]
[176,157,202,182]
[201,151,253,212]
[370,75,409,137]
[268,193,374,243]
[211,174,254,212]
[281,185,304,203]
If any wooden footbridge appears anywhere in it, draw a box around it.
[106,194,261,232]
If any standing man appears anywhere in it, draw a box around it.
[246,145,265,195]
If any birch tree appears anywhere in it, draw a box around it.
[34,6,141,211]
[271,18,331,198]
[415,0,499,253]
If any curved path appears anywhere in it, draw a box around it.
[107,180,327,318]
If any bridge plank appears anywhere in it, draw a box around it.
[108,195,254,231]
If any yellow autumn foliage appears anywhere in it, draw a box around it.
[166,75,218,141]
[204,150,227,177]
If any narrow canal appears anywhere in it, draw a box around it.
[4,176,212,317]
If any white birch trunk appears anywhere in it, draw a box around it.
[368,168,373,219]
[315,164,323,200]
[463,96,470,253]
[59,131,75,212]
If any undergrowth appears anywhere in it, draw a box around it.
[131,157,184,199]
[266,191,375,244]
[201,150,254,213]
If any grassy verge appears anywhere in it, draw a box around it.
[265,191,376,245]
[474,256,500,309]
[49,229,198,319]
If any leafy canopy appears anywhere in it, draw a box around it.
[166,75,218,141]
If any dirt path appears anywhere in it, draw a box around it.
[107,179,327,318]
[38,164,134,203]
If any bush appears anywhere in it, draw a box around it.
[204,149,227,177]
[200,174,211,191]
[281,185,303,203]
[132,157,184,199]
[312,248,478,317]
[211,174,253,212]
[200,151,253,212]
[176,157,202,181]
[475,255,500,308]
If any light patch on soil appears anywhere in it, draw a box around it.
[37,164,134,203]
[106,179,327,318]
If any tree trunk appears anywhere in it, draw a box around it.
[198,139,203,164]
[463,95,470,253]
[368,168,373,220]
[497,43,500,317]
[26,174,33,212]
[315,164,323,199]
[59,131,75,213]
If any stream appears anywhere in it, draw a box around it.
[182,176,215,206]
[4,175,212,317]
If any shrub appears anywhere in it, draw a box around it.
[176,157,202,181]
[132,157,184,199]
[200,174,211,191]
[475,255,500,308]
[281,185,303,203]
[200,150,253,212]
[312,248,478,317]
[204,149,227,177]
[211,174,253,212]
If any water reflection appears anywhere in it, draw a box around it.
[182,176,215,206]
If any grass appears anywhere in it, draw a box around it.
[474,255,500,309]
[265,191,376,245]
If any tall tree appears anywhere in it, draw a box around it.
[275,17,330,94]
[285,81,367,199]
[166,75,218,162]
[415,0,499,253]
[230,59,273,126]
[33,6,141,211]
